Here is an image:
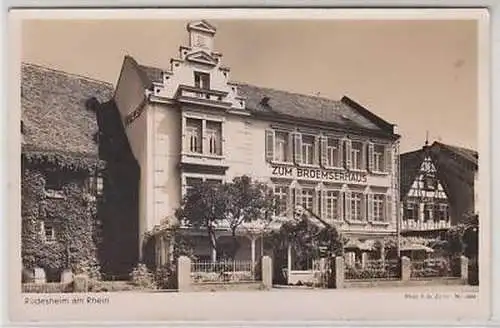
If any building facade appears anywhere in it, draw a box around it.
[400,141,478,240]
[112,20,401,265]
[21,63,141,280]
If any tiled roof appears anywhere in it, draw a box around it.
[21,63,114,157]
[234,83,385,132]
[138,64,163,85]
[433,142,478,167]
[137,62,395,135]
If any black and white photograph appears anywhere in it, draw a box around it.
[7,8,490,323]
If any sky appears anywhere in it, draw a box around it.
[21,18,478,153]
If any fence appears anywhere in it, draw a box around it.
[344,259,400,281]
[190,260,257,283]
[409,257,459,279]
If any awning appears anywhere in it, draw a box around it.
[344,239,375,251]
[401,244,435,253]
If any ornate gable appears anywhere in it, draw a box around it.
[187,20,216,35]
[185,50,218,67]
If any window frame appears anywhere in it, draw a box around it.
[324,189,340,221]
[301,134,316,165]
[326,137,342,168]
[274,185,290,217]
[194,71,210,90]
[372,194,385,222]
[350,141,364,171]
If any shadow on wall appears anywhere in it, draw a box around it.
[95,99,140,279]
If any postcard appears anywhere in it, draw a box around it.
[7,8,491,324]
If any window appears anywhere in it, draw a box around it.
[186,118,202,153]
[373,145,385,172]
[40,221,56,243]
[372,194,385,222]
[185,177,203,195]
[86,175,104,196]
[274,186,289,216]
[205,179,222,185]
[423,203,433,222]
[301,135,315,165]
[436,203,449,222]
[404,201,419,221]
[326,138,341,167]
[275,131,290,162]
[324,190,339,221]
[301,188,315,212]
[206,121,222,156]
[194,71,210,90]
[45,171,64,191]
[423,174,437,190]
[351,192,363,221]
[351,141,363,170]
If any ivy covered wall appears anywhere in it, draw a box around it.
[21,162,101,281]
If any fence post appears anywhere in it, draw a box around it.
[33,267,46,284]
[177,256,192,292]
[400,256,411,282]
[60,269,74,284]
[261,256,272,290]
[333,256,344,289]
[73,274,89,292]
[460,255,469,284]
[361,252,368,269]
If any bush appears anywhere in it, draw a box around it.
[154,264,177,289]
[22,282,72,293]
[130,263,156,289]
[89,280,136,292]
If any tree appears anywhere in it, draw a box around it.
[175,175,277,261]
[175,181,228,259]
[445,212,478,258]
[265,211,343,284]
[224,176,276,259]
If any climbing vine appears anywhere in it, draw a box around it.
[21,162,101,280]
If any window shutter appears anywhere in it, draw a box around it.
[320,136,327,167]
[315,188,320,216]
[367,193,374,222]
[321,188,327,221]
[361,142,367,171]
[344,139,352,170]
[337,191,344,221]
[294,132,302,164]
[368,142,374,172]
[345,191,352,221]
[314,136,320,165]
[287,133,294,163]
[337,138,343,168]
[385,145,393,173]
[361,193,367,221]
[265,129,275,162]
[294,186,302,209]
[385,194,392,222]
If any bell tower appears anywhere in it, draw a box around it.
[187,20,216,52]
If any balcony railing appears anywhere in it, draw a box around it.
[401,219,451,231]
[175,85,232,108]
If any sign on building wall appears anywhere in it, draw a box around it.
[271,165,368,183]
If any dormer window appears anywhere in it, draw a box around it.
[194,71,210,90]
